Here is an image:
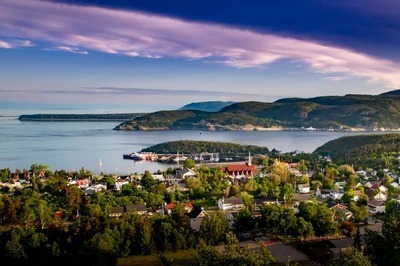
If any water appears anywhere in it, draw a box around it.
[0,113,383,174]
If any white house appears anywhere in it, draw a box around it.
[330,190,344,200]
[373,191,387,201]
[186,207,207,231]
[368,200,386,214]
[151,174,165,182]
[114,179,130,190]
[176,168,197,179]
[218,197,244,211]
[378,185,388,193]
[316,188,332,198]
[298,184,310,194]
[335,181,347,190]
[84,184,107,195]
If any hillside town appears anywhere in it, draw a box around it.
[1,150,400,265]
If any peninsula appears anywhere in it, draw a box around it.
[114,91,400,131]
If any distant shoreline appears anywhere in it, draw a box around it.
[16,114,400,132]
[18,113,146,122]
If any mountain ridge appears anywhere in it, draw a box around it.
[113,92,400,131]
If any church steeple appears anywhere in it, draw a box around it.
[247,151,252,166]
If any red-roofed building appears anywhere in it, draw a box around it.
[165,202,193,214]
[222,164,256,179]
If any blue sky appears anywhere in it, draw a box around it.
[1,0,400,111]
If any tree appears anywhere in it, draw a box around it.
[152,219,174,252]
[296,159,308,173]
[298,202,336,237]
[234,207,256,232]
[228,182,240,197]
[240,191,254,209]
[5,230,27,261]
[193,232,275,266]
[141,170,157,191]
[65,185,83,211]
[293,217,314,240]
[0,195,19,225]
[87,229,118,266]
[199,210,228,245]
[182,158,196,169]
[171,202,188,228]
[364,201,400,265]
[337,164,355,177]
[279,183,294,202]
[332,247,371,266]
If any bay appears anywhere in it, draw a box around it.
[0,116,381,174]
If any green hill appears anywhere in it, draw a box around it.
[141,140,270,154]
[114,93,400,131]
[314,133,400,166]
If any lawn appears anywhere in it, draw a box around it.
[117,250,195,266]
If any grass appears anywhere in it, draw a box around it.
[117,250,195,266]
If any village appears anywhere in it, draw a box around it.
[1,151,399,265]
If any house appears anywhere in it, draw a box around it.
[69,177,90,189]
[109,204,147,217]
[186,207,207,231]
[176,168,197,179]
[114,179,130,190]
[327,203,353,221]
[352,190,364,202]
[298,184,310,194]
[356,170,367,177]
[110,206,125,217]
[125,204,147,215]
[378,185,388,193]
[165,202,193,214]
[316,188,332,198]
[368,199,386,214]
[218,197,244,211]
[330,190,344,200]
[254,196,279,209]
[151,174,165,182]
[365,181,380,189]
[329,238,361,260]
[365,189,387,201]
[335,181,347,190]
[84,184,107,195]
[222,164,256,179]
[293,193,314,206]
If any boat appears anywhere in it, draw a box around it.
[172,151,187,163]
[123,152,146,161]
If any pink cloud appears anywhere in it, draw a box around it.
[0,39,33,48]
[54,46,88,54]
[0,40,11,48]
[0,0,400,88]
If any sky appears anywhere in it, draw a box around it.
[1,0,400,112]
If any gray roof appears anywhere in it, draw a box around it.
[186,207,205,219]
[223,197,244,205]
[125,204,147,212]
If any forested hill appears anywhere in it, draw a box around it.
[19,113,145,121]
[114,93,400,131]
[141,140,270,154]
[314,133,400,165]
[179,101,236,112]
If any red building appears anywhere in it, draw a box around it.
[222,164,256,178]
